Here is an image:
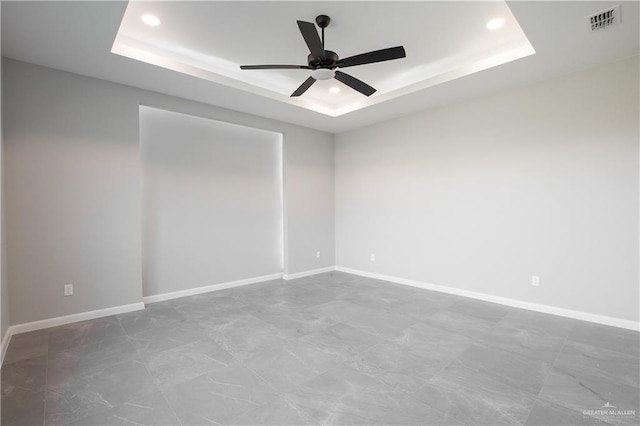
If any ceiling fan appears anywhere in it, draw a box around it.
[240,15,406,97]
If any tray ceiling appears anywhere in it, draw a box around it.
[112,1,534,116]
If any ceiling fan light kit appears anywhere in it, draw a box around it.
[311,68,335,80]
[240,14,406,98]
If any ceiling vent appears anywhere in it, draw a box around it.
[587,5,620,31]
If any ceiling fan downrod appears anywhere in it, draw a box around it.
[316,14,330,49]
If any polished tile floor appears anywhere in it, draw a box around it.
[2,272,638,425]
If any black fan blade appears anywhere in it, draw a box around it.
[334,71,376,96]
[291,76,316,97]
[297,20,325,60]
[241,65,312,70]
[337,46,406,68]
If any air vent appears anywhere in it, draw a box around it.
[587,5,620,31]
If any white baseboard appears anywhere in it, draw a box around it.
[336,266,640,332]
[7,302,146,338]
[1,329,12,366]
[283,266,336,280]
[143,273,284,304]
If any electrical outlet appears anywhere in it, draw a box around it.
[531,276,540,287]
[64,284,74,296]
[370,253,376,262]
[316,251,321,259]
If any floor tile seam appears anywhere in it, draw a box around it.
[495,314,576,335]
[380,336,465,368]
[237,361,293,396]
[443,305,510,324]
[174,335,240,376]
[570,322,640,336]
[48,333,137,355]
[210,337,284,396]
[347,357,438,393]
[231,328,342,391]
[274,392,357,426]
[0,380,45,397]
[1,350,49,365]
[277,284,316,295]
[562,336,640,361]
[486,330,574,351]
[283,382,404,425]
[116,317,174,340]
[277,395,322,426]
[326,312,380,330]
[550,362,640,393]
[476,344,563,370]
[273,324,332,341]
[348,338,390,360]
[455,381,540,426]
[243,312,293,333]
[355,322,423,346]
[325,363,452,422]
[334,358,430,399]
[65,367,164,426]
[462,339,561,375]
[410,314,490,345]
[45,358,144,398]
[140,360,185,426]
[222,352,296,421]
[454,356,548,398]
[555,341,640,376]
[533,393,616,426]
[48,350,143,380]
[172,306,249,319]
[341,300,401,313]
[445,302,510,314]
[221,400,276,426]
[400,391,452,423]
[2,351,49,366]
[425,347,545,404]
[312,317,380,342]
[134,335,216,362]
[546,334,570,381]
[418,348,467,392]
[347,330,386,355]
[41,342,50,426]
[456,342,553,397]
[394,305,449,324]
[541,364,640,422]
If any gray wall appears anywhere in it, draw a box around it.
[0,5,8,344]
[140,107,283,296]
[335,57,639,323]
[3,58,334,325]
[4,60,143,325]
[284,128,335,274]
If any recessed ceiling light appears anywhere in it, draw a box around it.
[329,86,341,94]
[486,18,505,30]
[142,14,161,27]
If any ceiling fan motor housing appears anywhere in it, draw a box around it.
[308,50,339,69]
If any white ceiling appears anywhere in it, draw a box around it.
[2,1,639,133]
[113,1,533,116]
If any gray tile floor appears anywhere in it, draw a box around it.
[2,272,639,425]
